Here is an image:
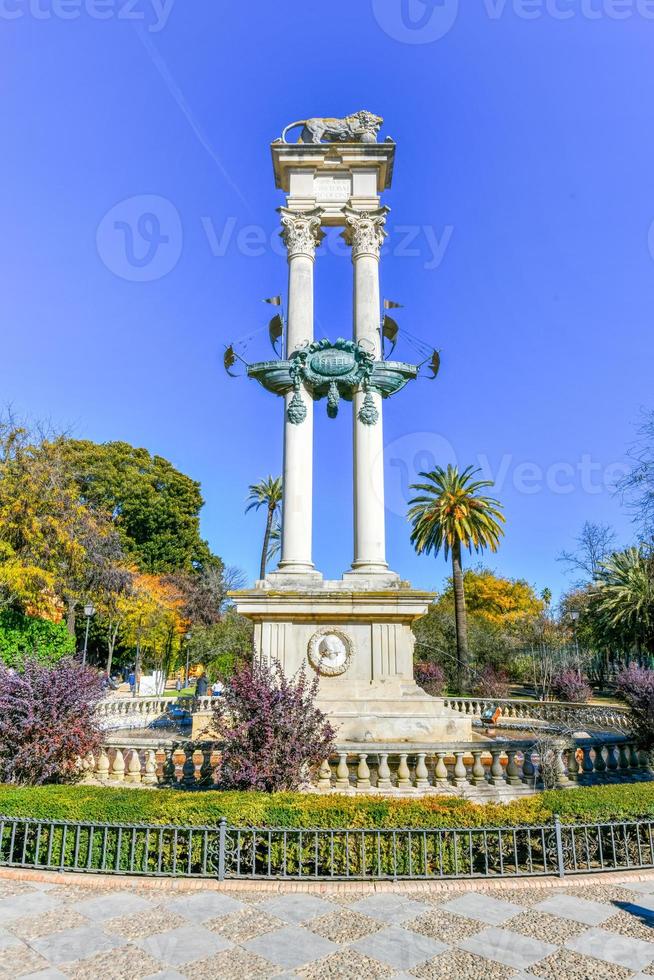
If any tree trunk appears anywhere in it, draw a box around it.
[66,598,77,639]
[451,540,469,692]
[106,621,119,677]
[260,504,274,580]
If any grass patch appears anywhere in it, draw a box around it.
[0,782,651,828]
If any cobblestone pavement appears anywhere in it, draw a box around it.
[0,872,652,979]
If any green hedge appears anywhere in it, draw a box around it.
[0,609,74,667]
[0,782,652,829]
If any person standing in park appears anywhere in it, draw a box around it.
[196,672,208,697]
[128,669,136,696]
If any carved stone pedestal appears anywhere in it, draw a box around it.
[234,582,472,744]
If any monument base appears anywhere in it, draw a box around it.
[233,579,472,744]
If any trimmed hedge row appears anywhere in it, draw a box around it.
[0,782,652,828]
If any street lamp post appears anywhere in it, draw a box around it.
[82,602,95,666]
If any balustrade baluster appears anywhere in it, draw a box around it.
[581,745,594,775]
[505,750,522,786]
[192,749,204,783]
[453,751,468,787]
[554,747,571,787]
[434,751,449,786]
[377,753,392,790]
[125,749,142,783]
[606,744,619,773]
[96,749,110,782]
[172,747,186,784]
[566,746,579,782]
[317,759,332,790]
[110,749,125,782]
[335,753,350,790]
[490,749,505,786]
[593,742,607,773]
[470,750,487,786]
[155,748,167,783]
[397,753,412,789]
[143,750,158,785]
[415,753,430,789]
[618,743,631,771]
[206,748,221,786]
[522,749,535,783]
[356,754,371,790]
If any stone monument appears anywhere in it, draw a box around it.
[234,113,471,744]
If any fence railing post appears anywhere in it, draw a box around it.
[218,817,227,881]
[553,814,566,878]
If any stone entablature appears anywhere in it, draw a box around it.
[271,142,396,224]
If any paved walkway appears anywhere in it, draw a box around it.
[0,869,653,979]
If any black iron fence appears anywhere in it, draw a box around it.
[1,814,653,881]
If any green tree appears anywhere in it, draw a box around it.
[0,422,125,634]
[61,440,218,574]
[593,547,654,657]
[408,465,505,691]
[246,476,282,580]
[413,569,543,690]
[188,612,254,681]
[0,609,74,667]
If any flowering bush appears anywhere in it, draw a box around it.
[551,669,593,703]
[414,661,446,694]
[212,660,336,792]
[472,665,510,699]
[0,657,104,784]
[615,665,654,751]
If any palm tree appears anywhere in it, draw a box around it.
[408,465,505,691]
[267,518,281,565]
[594,547,654,657]
[246,476,283,580]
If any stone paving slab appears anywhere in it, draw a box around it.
[0,869,651,978]
[443,892,523,925]
[458,926,557,970]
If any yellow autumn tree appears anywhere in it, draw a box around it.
[118,573,186,681]
[459,568,544,629]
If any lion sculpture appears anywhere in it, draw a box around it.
[281,110,383,145]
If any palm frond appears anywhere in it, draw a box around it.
[408,464,505,561]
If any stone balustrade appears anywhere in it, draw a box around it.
[96,695,215,730]
[442,695,632,733]
[98,693,632,739]
[315,736,650,795]
[80,743,221,787]
[84,733,651,795]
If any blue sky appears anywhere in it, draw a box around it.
[2,1,653,599]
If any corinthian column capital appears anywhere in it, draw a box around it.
[278,207,325,260]
[342,206,390,260]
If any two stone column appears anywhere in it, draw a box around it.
[273,205,393,582]
[276,208,323,576]
[343,207,392,578]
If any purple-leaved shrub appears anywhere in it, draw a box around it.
[615,665,654,752]
[551,669,593,703]
[212,660,336,792]
[0,657,104,784]
[414,661,446,694]
[472,665,511,699]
